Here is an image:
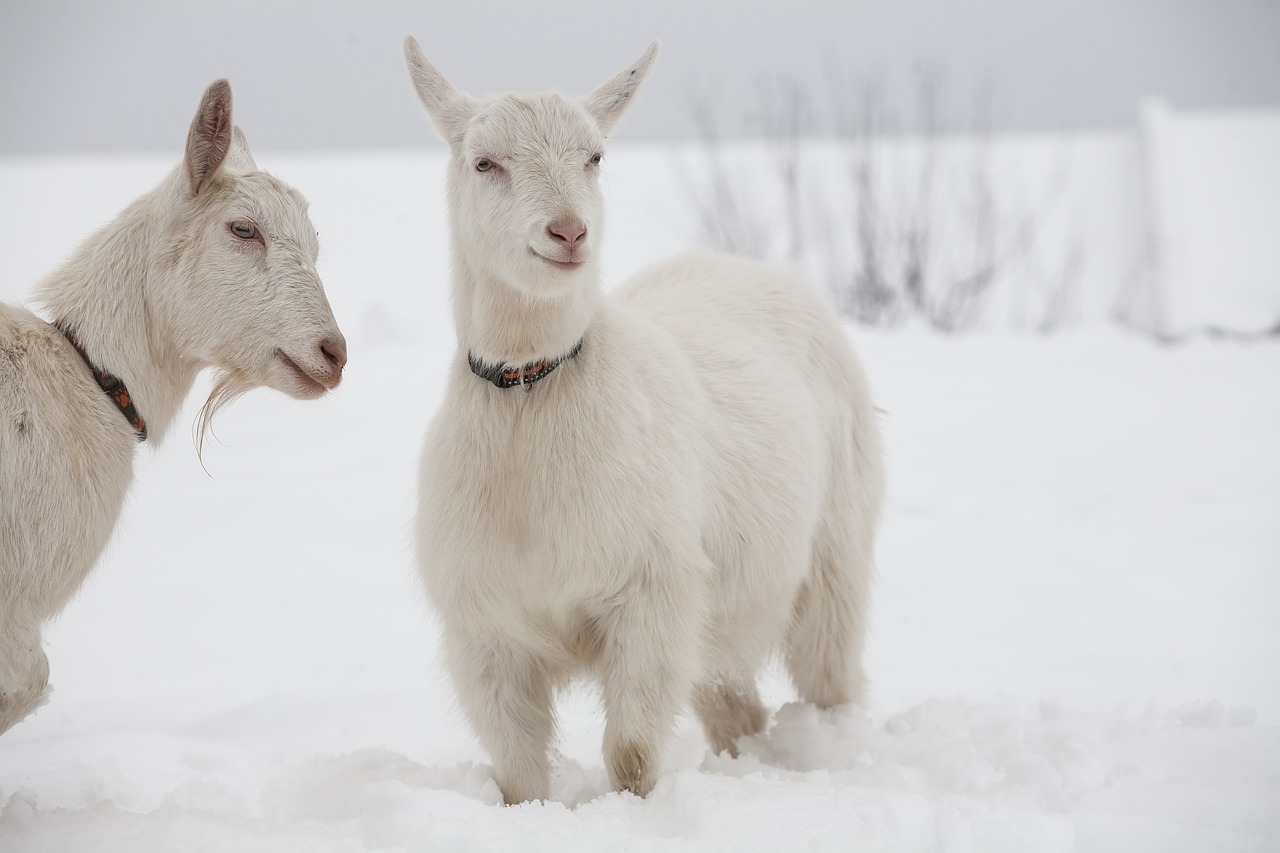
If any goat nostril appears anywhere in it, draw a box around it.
[320,338,347,371]
[547,221,587,246]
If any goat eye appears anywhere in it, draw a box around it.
[589,153,603,166]
[475,158,494,172]
[229,221,259,240]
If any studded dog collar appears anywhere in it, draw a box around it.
[57,324,148,441]
[467,339,583,392]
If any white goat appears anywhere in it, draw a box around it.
[406,38,883,804]
[0,80,347,735]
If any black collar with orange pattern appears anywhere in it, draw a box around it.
[56,323,148,442]
[467,339,583,391]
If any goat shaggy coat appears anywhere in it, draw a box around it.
[406,38,884,804]
[0,80,346,735]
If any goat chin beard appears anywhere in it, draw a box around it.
[194,368,256,462]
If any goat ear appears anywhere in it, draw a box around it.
[404,35,476,145]
[184,79,234,197]
[224,126,258,173]
[583,41,659,136]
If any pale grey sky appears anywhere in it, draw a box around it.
[2,0,1278,154]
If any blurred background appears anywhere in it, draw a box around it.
[4,0,1279,337]
[5,0,1280,149]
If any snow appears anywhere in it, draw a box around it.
[2,148,1279,851]
[1137,102,1280,336]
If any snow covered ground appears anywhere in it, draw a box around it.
[1,150,1278,851]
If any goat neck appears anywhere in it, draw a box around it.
[36,172,200,444]
[449,235,601,371]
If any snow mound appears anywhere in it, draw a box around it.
[3,701,1277,852]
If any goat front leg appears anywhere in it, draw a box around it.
[445,629,555,805]
[0,619,50,736]
[597,559,706,797]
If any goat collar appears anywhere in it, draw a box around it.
[467,339,583,392]
[56,323,148,442]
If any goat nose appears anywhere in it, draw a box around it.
[320,337,348,371]
[547,219,587,245]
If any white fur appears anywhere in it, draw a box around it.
[0,80,346,735]
[406,38,884,803]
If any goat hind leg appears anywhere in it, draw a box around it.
[785,537,871,709]
[693,679,768,757]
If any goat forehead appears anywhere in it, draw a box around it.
[232,174,309,216]
[210,174,315,240]
[468,94,600,157]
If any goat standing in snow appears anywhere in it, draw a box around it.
[0,80,347,735]
[405,39,883,804]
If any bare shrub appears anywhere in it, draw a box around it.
[681,70,1083,333]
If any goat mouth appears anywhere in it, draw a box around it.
[531,249,583,270]
[274,349,335,395]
